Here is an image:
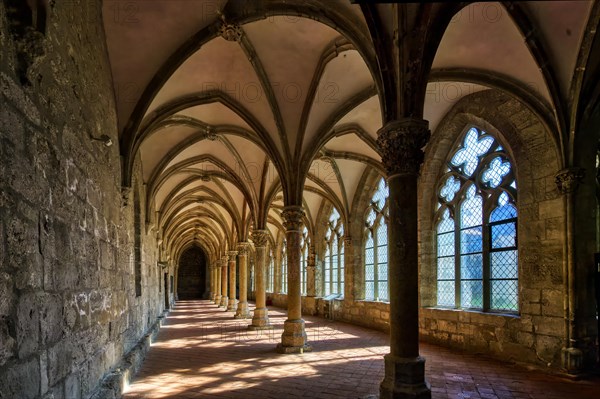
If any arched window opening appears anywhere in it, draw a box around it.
[364,178,389,301]
[301,226,310,295]
[267,249,274,293]
[324,207,344,296]
[281,239,288,294]
[435,127,518,312]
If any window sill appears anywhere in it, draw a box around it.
[423,306,520,318]
[357,299,390,305]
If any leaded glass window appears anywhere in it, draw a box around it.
[435,127,518,312]
[364,178,389,301]
[281,239,287,294]
[301,227,310,295]
[267,249,274,292]
[324,207,344,296]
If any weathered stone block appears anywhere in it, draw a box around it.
[65,371,81,399]
[0,319,16,366]
[541,289,563,317]
[40,294,65,346]
[16,293,39,359]
[0,356,40,399]
[48,339,73,386]
[532,316,563,336]
[538,197,563,219]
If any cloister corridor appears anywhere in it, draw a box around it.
[123,301,600,399]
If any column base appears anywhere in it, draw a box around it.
[219,296,228,308]
[226,298,238,312]
[214,295,221,305]
[234,302,251,319]
[248,307,272,329]
[276,319,311,354]
[562,347,584,374]
[380,355,431,399]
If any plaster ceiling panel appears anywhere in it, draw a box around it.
[334,95,382,140]
[266,222,279,246]
[217,179,246,219]
[264,162,282,199]
[324,133,379,160]
[308,159,341,199]
[525,1,593,97]
[155,171,195,212]
[242,17,340,155]
[432,2,551,104]
[103,0,225,132]
[204,203,233,235]
[303,50,374,154]
[164,139,237,171]
[424,82,489,134]
[224,135,268,196]
[140,125,199,182]
[334,159,367,210]
[176,103,253,131]
[302,190,324,227]
[303,176,323,192]
[144,37,279,151]
[186,161,224,176]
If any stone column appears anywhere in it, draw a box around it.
[209,264,215,301]
[235,243,251,318]
[277,206,311,353]
[213,263,221,304]
[344,235,354,300]
[220,257,228,308]
[556,167,585,373]
[227,250,238,312]
[306,246,316,297]
[377,118,431,399]
[249,230,272,330]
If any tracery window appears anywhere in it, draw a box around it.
[364,178,389,301]
[324,207,344,296]
[436,127,518,312]
[267,249,274,292]
[281,239,288,294]
[301,226,309,295]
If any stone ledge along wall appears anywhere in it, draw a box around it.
[0,2,164,398]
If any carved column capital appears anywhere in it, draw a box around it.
[237,242,250,256]
[281,206,305,232]
[376,118,430,176]
[228,251,238,261]
[344,235,352,246]
[221,257,228,267]
[251,229,269,248]
[555,168,585,195]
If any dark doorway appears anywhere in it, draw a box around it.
[177,247,206,299]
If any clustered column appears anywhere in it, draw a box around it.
[227,250,238,312]
[235,243,251,319]
[377,118,431,399]
[248,230,272,330]
[220,256,229,308]
[277,206,311,353]
[555,167,585,373]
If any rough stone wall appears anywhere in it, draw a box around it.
[418,89,567,368]
[0,2,164,398]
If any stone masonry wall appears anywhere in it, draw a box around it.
[0,2,164,398]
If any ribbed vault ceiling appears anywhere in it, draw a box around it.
[102,0,596,263]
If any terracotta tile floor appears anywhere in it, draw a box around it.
[123,300,600,399]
